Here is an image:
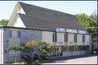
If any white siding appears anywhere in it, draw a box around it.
[85,35,90,45]
[8,3,25,26]
[68,34,74,45]
[42,31,53,44]
[77,34,83,45]
[14,17,26,28]
[18,7,25,14]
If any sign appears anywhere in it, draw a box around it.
[56,28,87,34]
[56,28,65,32]
[78,30,86,34]
[66,29,77,33]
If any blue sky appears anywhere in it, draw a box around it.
[0,1,97,20]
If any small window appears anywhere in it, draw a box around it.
[61,46,68,52]
[74,45,78,51]
[82,35,85,42]
[9,31,12,38]
[74,34,77,42]
[12,30,18,38]
[69,46,74,51]
[18,31,21,38]
[64,33,68,42]
[77,45,86,51]
[53,32,57,42]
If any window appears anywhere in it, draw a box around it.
[61,46,68,52]
[64,33,68,42]
[9,50,20,56]
[10,30,21,38]
[77,45,88,51]
[18,31,21,38]
[69,46,74,51]
[74,34,77,42]
[74,45,78,51]
[12,31,18,38]
[53,32,57,42]
[82,34,85,42]
[9,30,12,38]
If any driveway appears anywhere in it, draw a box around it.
[42,54,97,64]
[54,55,97,64]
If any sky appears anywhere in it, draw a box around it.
[0,1,97,20]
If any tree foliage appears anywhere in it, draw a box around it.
[75,13,97,40]
[75,13,96,32]
[0,19,8,25]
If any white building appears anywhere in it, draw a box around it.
[0,2,92,64]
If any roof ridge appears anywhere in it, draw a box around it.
[18,2,74,17]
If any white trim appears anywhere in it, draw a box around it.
[13,16,26,28]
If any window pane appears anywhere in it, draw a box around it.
[82,35,85,42]
[53,32,57,42]
[12,31,18,38]
[64,33,68,42]
[9,30,12,38]
[18,31,21,38]
[69,46,74,51]
[74,34,77,42]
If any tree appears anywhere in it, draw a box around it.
[0,19,8,25]
[24,41,50,63]
[25,41,37,50]
[75,13,96,31]
[75,13,97,53]
[75,13,96,39]
[8,45,24,63]
[36,41,49,62]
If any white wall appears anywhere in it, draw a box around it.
[42,31,53,44]
[13,16,26,28]
[77,34,83,45]
[68,34,74,45]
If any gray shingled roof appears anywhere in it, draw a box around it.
[18,2,85,31]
